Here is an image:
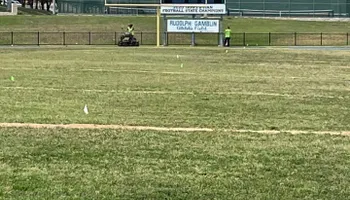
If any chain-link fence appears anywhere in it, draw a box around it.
[58,0,350,17]
[0,31,349,46]
[227,0,350,17]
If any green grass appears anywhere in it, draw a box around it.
[0,47,349,131]
[1,15,350,32]
[1,16,350,45]
[1,46,350,199]
[1,127,350,199]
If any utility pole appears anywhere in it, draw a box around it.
[52,0,56,14]
[203,0,208,18]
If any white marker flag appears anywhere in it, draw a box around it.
[83,104,89,114]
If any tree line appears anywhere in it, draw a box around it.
[0,0,53,12]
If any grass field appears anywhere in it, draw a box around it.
[1,46,350,199]
[1,16,350,46]
[1,15,350,32]
[1,128,350,199]
[1,47,349,130]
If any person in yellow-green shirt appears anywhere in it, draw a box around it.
[126,24,135,42]
[127,24,134,36]
[224,26,232,47]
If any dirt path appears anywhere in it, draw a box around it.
[0,123,349,136]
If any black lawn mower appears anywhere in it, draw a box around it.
[118,32,139,47]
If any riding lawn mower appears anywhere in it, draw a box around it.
[118,32,139,47]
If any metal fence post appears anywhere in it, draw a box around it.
[37,32,40,46]
[294,32,297,46]
[89,32,91,45]
[115,32,117,45]
[217,32,219,46]
[166,32,169,46]
[347,33,349,45]
[140,32,143,45]
[163,15,167,46]
[11,32,14,45]
[320,32,323,46]
[164,31,168,46]
[63,32,66,45]
[219,16,223,46]
[268,32,271,46]
[243,32,246,46]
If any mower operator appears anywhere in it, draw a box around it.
[127,24,135,40]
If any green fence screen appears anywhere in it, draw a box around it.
[57,0,350,17]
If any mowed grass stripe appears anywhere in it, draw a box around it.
[1,66,348,81]
[0,48,349,131]
[0,86,348,99]
[0,88,348,131]
[1,65,348,97]
[0,123,350,136]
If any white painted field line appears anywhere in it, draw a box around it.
[0,66,345,80]
[0,86,346,99]
[0,123,213,132]
[81,68,198,75]
[220,129,350,136]
[0,67,197,75]
[0,86,191,95]
[79,69,347,80]
[0,123,349,136]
